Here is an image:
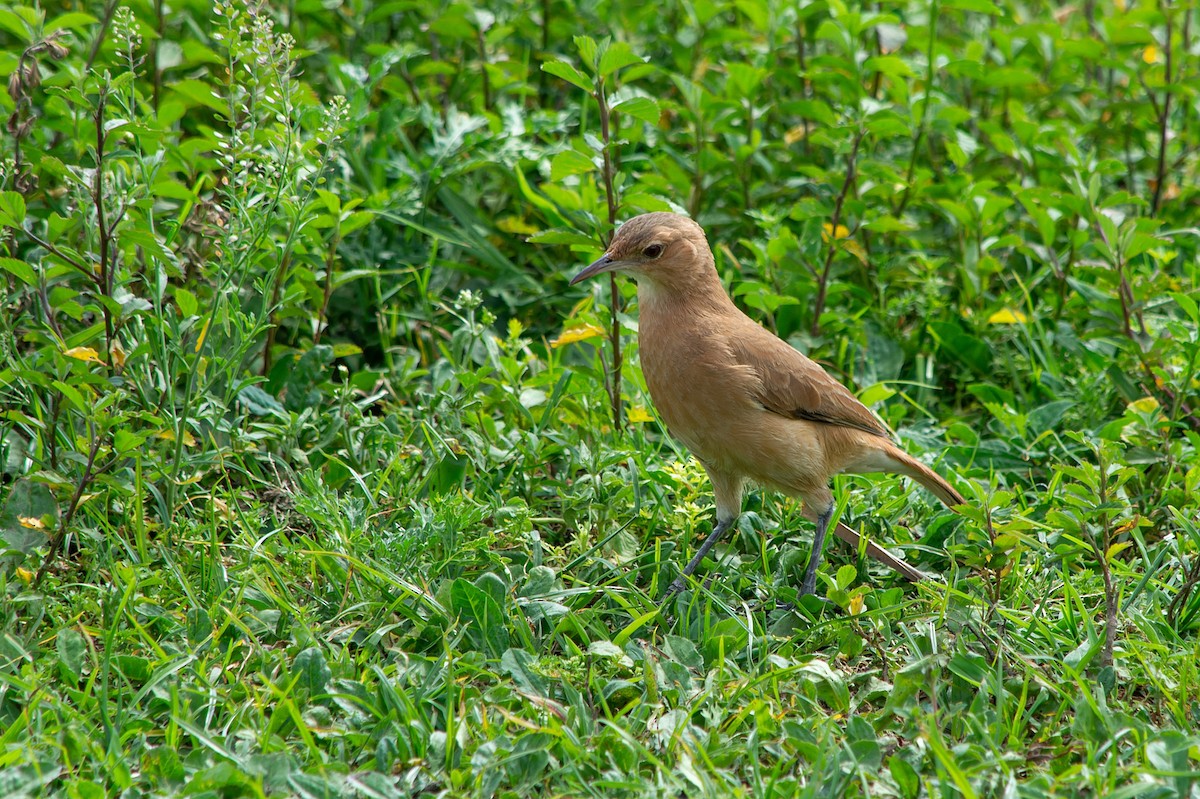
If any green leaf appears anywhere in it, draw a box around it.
[613,95,660,125]
[663,635,703,670]
[238,386,285,416]
[57,629,87,681]
[1172,291,1199,324]
[573,35,599,69]
[46,12,98,32]
[0,257,35,285]
[114,429,151,455]
[449,577,510,658]
[550,150,596,181]
[527,229,599,248]
[943,0,1001,13]
[0,479,56,553]
[0,9,32,41]
[889,756,920,799]
[864,55,914,77]
[338,210,375,236]
[174,287,198,318]
[293,647,332,696]
[598,41,644,78]
[0,191,27,228]
[52,380,89,413]
[541,60,594,93]
[167,79,226,113]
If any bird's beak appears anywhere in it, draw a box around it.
[570,253,623,285]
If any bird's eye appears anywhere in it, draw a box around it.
[643,243,664,259]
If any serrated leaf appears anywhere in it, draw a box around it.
[573,35,598,68]
[598,41,644,77]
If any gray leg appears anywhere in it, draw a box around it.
[799,506,833,596]
[663,516,736,600]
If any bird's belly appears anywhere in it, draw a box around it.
[641,348,827,491]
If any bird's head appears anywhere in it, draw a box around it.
[569,212,715,292]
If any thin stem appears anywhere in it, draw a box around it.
[93,89,117,366]
[595,76,623,430]
[812,128,863,336]
[35,422,104,586]
[1151,0,1173,215]
[1096,448,1117,670]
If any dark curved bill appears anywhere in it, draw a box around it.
[570,254,617,285]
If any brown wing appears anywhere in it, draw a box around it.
[729,322,891,439]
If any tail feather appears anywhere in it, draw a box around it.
[832,521,929,582]
[886,446,965,509]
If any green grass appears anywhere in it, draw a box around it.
[3,0,1200,795]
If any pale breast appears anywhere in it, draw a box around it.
[637,293,831,494]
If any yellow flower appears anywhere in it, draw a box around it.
[627,406,655,423]
[987,308,1028,324]
[550,323,605,348]
[822,223,850,242]
[1143,45,1160,64]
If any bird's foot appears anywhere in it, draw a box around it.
[661,576,687,603]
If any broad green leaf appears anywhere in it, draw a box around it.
[1172,291,1199,324]
[293,647,332,696]
[0,191,27,228]
[613,95,660,125]
[0,257,35,285]
[573,35,599,68]
[0,9,32,41]
[550,150,596,181]
[46,12,98,32]
[0,479,56,553]
[57,629,87,681]
[175,287,198,318]
[167,79,226,113]
[238,386,285,416]
[864,55,914,77]
[528,229,599,248]
[943,0,1001,13]
[541,60,594,93]
[598,41,644,78]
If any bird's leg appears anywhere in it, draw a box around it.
[799,506,834,597]
[663,515,736,599]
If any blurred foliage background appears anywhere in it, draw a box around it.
[1,0,1199,795]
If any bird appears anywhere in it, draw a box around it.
[570,212,964,599]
